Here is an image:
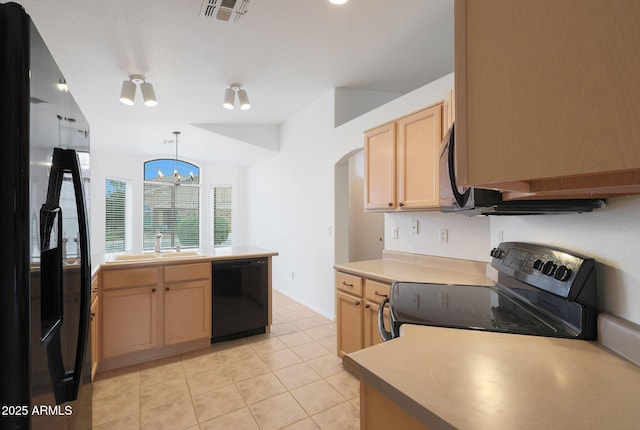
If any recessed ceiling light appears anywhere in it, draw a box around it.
[329,0,348,4]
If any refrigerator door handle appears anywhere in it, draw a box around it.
[41,147,91,404]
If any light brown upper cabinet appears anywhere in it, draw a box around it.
[364,104,443,211]
[455,0,640,198]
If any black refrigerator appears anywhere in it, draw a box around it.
[1,3,92,429]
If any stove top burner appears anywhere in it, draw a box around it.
[380,242,597,341]
[391,283,567,338]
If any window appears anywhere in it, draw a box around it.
[105,178,129,253]
[143,159,200,251]
[211,185,232,247]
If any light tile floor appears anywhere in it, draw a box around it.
[92,291,360,430]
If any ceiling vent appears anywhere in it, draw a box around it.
[200,0,250,22]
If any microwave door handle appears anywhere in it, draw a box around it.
[447,124,471,208]
[43,148,91,404]
[378,297,393,342]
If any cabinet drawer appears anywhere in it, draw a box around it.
[91,273,100,302]
[164,262,211,283]
[336,272,363,296]
[103,267,158,290]
[364,280,390,304]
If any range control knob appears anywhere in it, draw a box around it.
[490,248,504,259]
[532,259,544,270]
[554,265,572,281]
[542,261,557,276]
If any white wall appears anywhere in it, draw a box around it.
[246,73,458,318]
[489,196,640,324]
[90,150,247,264]
[348,151,384,262]
[385,212,489,262]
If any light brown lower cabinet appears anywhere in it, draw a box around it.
[361,381,432,430]
[164,279,211,345]
[90,294,100,381]
[90,273,100,380]
[337,290,363,357]
[336,271,391,357]
[100,262,211,369]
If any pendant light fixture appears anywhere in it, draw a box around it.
[173,131,181,184]
[120,74,158,106]
[222,83,251,110]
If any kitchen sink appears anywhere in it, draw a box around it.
[107,250,201,262]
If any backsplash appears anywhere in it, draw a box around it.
[384,211,490,262]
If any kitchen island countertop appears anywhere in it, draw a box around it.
[98,246,278,269]
[345,323,640,430]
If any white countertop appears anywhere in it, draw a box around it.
[346,324,640,430]
[334,253,494,287]
[96,246,278,270]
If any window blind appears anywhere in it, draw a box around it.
[211,185,232,247]
[105,178,127,252]
[143,183,200,250]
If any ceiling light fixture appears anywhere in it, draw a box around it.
[57,78,68,92]
[329,0,348,4]
[120,74,158,107]
[223,83,251,110]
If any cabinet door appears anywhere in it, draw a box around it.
[361,381,431,430]
[455,0,640,190]
[364,122,396,210]
[336,291,363,357]
[164,280,212,345]
[397,105,442,209]
[90,296,99,381]
[102,286,161,359]
[363,301,390,348]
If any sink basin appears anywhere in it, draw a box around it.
[158,250,201,258]
[108,250,201,262]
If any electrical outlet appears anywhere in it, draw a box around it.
[392,226,399,239]
[411,219,419,235]
[439,228,448,244]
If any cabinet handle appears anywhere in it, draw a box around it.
[374,291,388,298]
[354,300,361,306]
[388,202,393,207]
[91,288,99,293]
[365,303,370,309]
[399,202,404,207]
[165,287,170,291]
[90,312,95,321]
[342,282,354,288]
[152,288,157,293]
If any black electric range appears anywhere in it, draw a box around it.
[379,242,597,341]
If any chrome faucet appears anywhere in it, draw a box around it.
[155,232,162,253]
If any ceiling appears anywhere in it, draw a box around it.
[18,0,454,165]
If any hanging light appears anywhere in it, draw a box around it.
[222,83,251,110]
[140,82,158,107]
[119,80,136,105]
[223,87,235,109]
[120,74,158,106]
[237,88,251,110]
[173,131,181,185]
[57,78,69,92]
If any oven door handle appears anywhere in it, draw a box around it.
[378,297,393,342]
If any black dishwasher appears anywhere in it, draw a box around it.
[211,258,268,343]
